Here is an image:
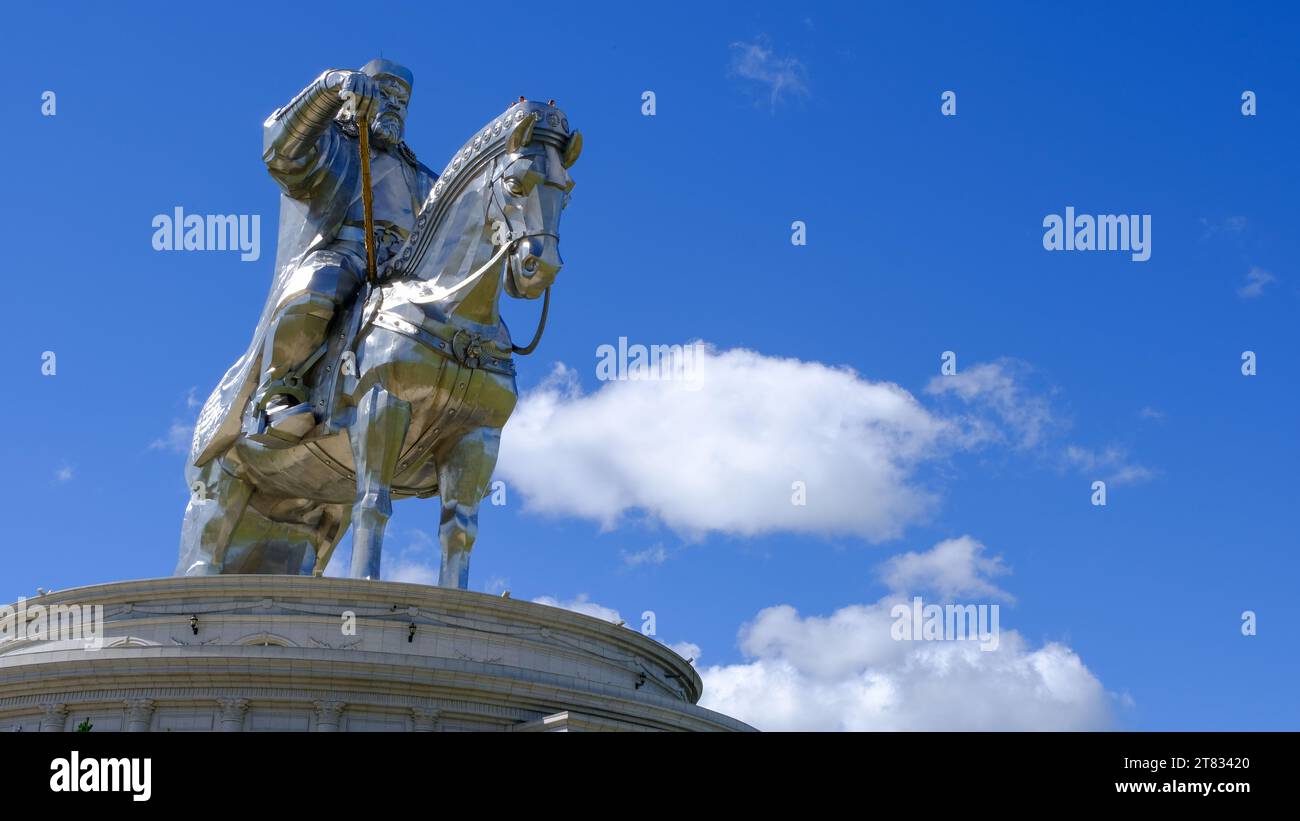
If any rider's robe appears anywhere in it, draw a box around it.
[189,117,436,470]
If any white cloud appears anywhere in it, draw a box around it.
[498,349,952,541]
[54,466,74,482]
[151,389,202,455]
[388,558,438,586]
[500,348,1155,539]
[1064,445,1154,486]
[1199,216,1247,238]
[377,529,441,586]
[524,541,1112,731]
[669,641,702,664]
[700,620,1111,731]
[1108,464,1156,485]
[879,535,1012,601]
[151,421,195,455]
[1238,266,1276,299]
[1139,406,1165,422]
[622,544,668,567]
[321,553,348,578]
[728,38,809,109]
[531,593,621,623]
[925,359,1056,448]
[928,361,1158,488]
[696,538,1113,731]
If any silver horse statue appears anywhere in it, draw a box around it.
[177,65,579,589]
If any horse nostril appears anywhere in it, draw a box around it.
[523,257,539,273]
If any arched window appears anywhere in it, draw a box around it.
[237,633,294,647]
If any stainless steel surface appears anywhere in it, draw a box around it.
[178,64,579,588]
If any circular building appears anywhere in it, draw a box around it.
[0,576,751,732]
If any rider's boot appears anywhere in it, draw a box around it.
[245,293,336,448]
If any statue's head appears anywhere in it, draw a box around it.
[360,58,413,147]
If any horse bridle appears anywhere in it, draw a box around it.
[486,155,557,355]
[373,155,557,356]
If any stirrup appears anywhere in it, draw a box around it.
[243,342,329,447]
[247,399,317,447]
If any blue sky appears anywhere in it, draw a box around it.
[5,1,1297,730]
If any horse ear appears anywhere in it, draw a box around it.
[562,130,583,168]
[508,114,537,152]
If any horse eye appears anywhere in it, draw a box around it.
[505,178,526,196]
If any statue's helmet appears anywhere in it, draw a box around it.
[360,58,414,92]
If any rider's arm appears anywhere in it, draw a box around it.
[262,70,350,196]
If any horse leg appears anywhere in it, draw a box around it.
[312,504,352,576]
[175,458,253,576]
[217,494,322,574]
[437,427,501,590]
[347,382,411,580]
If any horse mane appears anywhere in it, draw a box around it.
[384,100,572,282]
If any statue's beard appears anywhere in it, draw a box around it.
[371,113,404,146]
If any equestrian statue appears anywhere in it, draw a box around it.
[175,59,581,588]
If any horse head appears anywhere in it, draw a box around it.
[382,100,582,326]
[493,108,580,299]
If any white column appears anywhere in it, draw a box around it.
[217,698,249,732]
[39,703,68,732]
[125,699,156,732]
[411,707,440,732]
[314,700,346,732]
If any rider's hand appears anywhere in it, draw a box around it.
[330,70,380,124]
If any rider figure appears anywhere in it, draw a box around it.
[249,58,437,446]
